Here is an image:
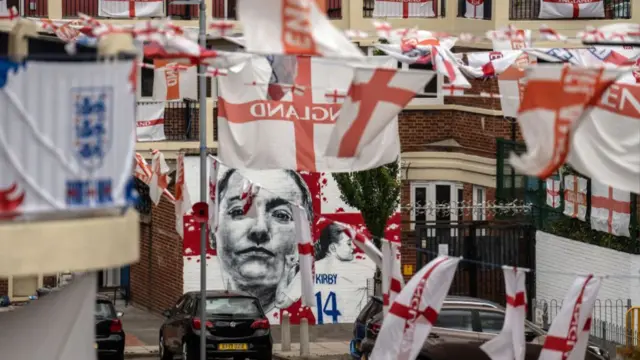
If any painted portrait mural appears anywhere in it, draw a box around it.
[182,161,400,325]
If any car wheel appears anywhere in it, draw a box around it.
[159,333,172,360]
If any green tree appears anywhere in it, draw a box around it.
[332,160,401,248]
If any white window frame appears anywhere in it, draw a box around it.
[472,185,488,236]
[410,181,463,233]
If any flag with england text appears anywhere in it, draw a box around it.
[136,101,166,142]
[0,59,135,219]
[509,65,640,193]
[217,55,404,172]
[237,0,364,59]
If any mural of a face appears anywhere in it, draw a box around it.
[217,169,311,307]
[331,231,355,262]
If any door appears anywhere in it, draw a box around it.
[431,308,479,343]
[163,295,187,352]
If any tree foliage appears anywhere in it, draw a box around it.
[332,161,401,248]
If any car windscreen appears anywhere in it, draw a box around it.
[95,301,116,318]
[201,297,262,317]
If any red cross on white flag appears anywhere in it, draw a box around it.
[481,267,527,360]
[538,275,601,360]
[372,0,437,18]
[98,0,164,18]
[546,178,561,209]
[539,0,604,19]
[381,239,404,316]
[590,179,631,237]
[174,152,192,239]
[370,256,460,360]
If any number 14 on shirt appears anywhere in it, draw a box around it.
[315,291,341,324]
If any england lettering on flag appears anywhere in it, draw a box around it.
[324,59,434,162]
[590,179,631,237]
[217,56,406,172]
[538,275,602,360]
[481,267,527,360]
[546,178,561,209]
[539,0,605,19]
[98,0,164,18]
[153,60,197,101]
[136,101,166,142]
[373,0,437,18]
[509,65,640,194]
[563,175,587,221]
[370,256,460,360]
[0,60,135,216]
[464,0,485,19]
[237,0,364,59]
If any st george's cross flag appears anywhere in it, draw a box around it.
[381,239,404,316]
[481,267,527,360]
[217,55,413,172]
[292,205,315,308]
[174,152,192,239]
[464,0,486,19]
[509,65,640,194]
[370,256,460,360]
[463,50,523,78]
[373,0,437,18]
[590,178,631,237]
[136,101,166,142]
[539,0,604,19]
[237,0,364,59]
[98,0,164,18]
[538,275,602,360]
[0,59,135,218]
[324,60,433,162]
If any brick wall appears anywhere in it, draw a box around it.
[162,101,200,141]
[130,188,184,313]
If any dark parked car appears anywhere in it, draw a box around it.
[159,290,273,360]
[355,295,608,360]
[95,295,125,360]
[350,296,382,359]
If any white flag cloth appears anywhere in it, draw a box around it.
[490,28,532,51]
[237,0,364,59]
[539,0,604,19]
[464,0,485,19]
[0,60,135,217]
[0,273,97,360]
[462,50,523,78]
[577,24,640,44]
[481,267,527,360]
[149,150,172,205]
[208,155,219,234]
[527,47,640,68]
[98,0,164,18]
[292,205,315,308]
[590,179,631,237]
[371,256,460,360]
[538,275,602,360]
[545,178,561,209]
[217,55,403,172]
[324,66,433,160]
[563,175,587,221]
[509,66,640,194]
[342,226,383,268]
[152,60,197,101]
[372,0,437,18]
[136,101,166,142]
[174,152,192,238]
[381,239,404,316]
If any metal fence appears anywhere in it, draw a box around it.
[510,0,631,20]
[6,0,48,17]
[363,0,445,18]
[457,0,491,19]
[532,298,638,348]
[415,220,537,318]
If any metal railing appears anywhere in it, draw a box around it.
[137,99,199,141]
[211,0,341,19]
[457,0,491,20]
[509,0,631,20]
[7,0,48,17]
[62,0,98,17]
[363,0,445,18]
[166,0,198,19]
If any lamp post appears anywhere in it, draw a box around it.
[169,1,207,359]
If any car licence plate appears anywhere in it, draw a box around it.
[218,343,248,350]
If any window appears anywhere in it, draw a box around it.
[95,301,116,318]
[201,297,262,317]
[410,181,463,231]
[457,0,492,19]
[399,62,444,106]
[434,309,474,331]
[478,311,505,334]
[182,297,195,314]
[472,186,487,221]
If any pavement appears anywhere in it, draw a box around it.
[118,300,352,359]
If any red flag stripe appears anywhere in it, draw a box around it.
[298,243,314,256]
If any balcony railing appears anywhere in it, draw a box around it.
[63,0,188,18]
[363,0,446,19]
[212,0,342,19]
[166,0,198,19]
[510,0,631,20]
[137,99,199,141]
[7,0,48,17]
[457,0,491,20]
